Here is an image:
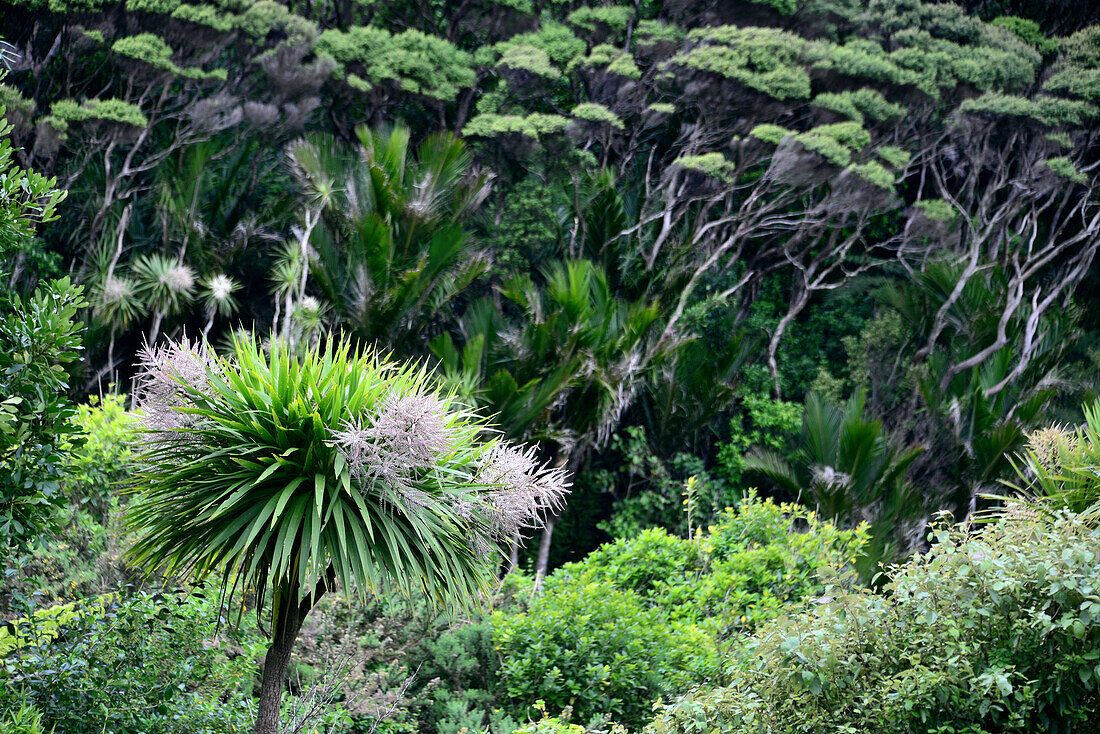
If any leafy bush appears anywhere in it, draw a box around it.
[717,394,802,490]
[495,574,712,729]
[0,703,45,734]
[570,496,867,635]
[651,507,1100,733]
[0,593,112,656]
[67,393,140,522]
[2,394,140,609]
[298,586,501,734]
[0,276,86,559]
[596,425,735,540]
[494,498,866,729]
[0,588,263,734]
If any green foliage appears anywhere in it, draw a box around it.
[847,160,896,189]
[812,89,907,124]
[748,123,791,145]
[651,508,1100,733]
[677,27,811,100]
[292,124,491,350]
[717,394,802,489]
[0,86,35,132]
[112,33,226,80]
[0,588,263,733]
[1005,400,1100,512]
[0,703,44,734]
[481,174,569,276]
[0,593,112,656]
[67,394,140,521]
[235,0,316,44]
[991,15,1058,54]
[0,277,86,558]
[498,22,586,67]
[881,261,1071,516]
[126,0,182,13]
[674,153,735,182]
[577,497,866,632]
[494,573,715,728]
[745,392,925,577]
[567,6,633,35]
[0,396,136,607]
[170,3,235,31]
[495,497,866,729]
[44,98,148,133]
[634,20,683,46]
[296,585,508,734]
[958,91,1098,126]
[1045,155,1087,183]
[432,258,662,500]
[913,198,956,222]
[1044,67,1100,100]
[571,45,642,79]
[319,27,474,102]
[876,145,911,168]
[498,44,562,80]
[463,113,571,139]
[0,110,63,256]
[596,426,734,539]
[793,122,872,167]
[514,702,589,734]
[571,103,624,129]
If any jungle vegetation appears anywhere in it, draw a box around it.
[3,0,1100,732]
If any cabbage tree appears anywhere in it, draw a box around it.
[124,336,568,734]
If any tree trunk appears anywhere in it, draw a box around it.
[148,309,165,347]
[507,537,520,574]
[534,515,556,582]
[253,569,333,734]
[254,595,304,734]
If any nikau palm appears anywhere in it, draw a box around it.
[124,337,568,734]
[432,259,662,575]
[289,124,491,355]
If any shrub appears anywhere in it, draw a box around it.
[67,393,140,522]
[2,394,140,609]
[569,496,867,635]
[0,588,264,734]
[494,497,865,729]
[494,574,713,729]
[650,507,1100,733]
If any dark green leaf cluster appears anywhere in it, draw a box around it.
[494,497,866,729]
[0,277,85,558]
[0,588,264,733]
[651,508,1100,733]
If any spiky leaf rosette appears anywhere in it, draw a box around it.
[124,336,568,614]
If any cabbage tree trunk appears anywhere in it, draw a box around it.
[253,570,332,734]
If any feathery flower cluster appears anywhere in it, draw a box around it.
[207,273,236,302]
[1027,425,1077,474]
[161,263,196,295]
[811,464,852,490]
[101,275,137,305]
[474,443,570,541]
[332,394,456,512]
[133,337,219,441]
[331,393,570,554]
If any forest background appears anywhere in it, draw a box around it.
[4,0,1100,731]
